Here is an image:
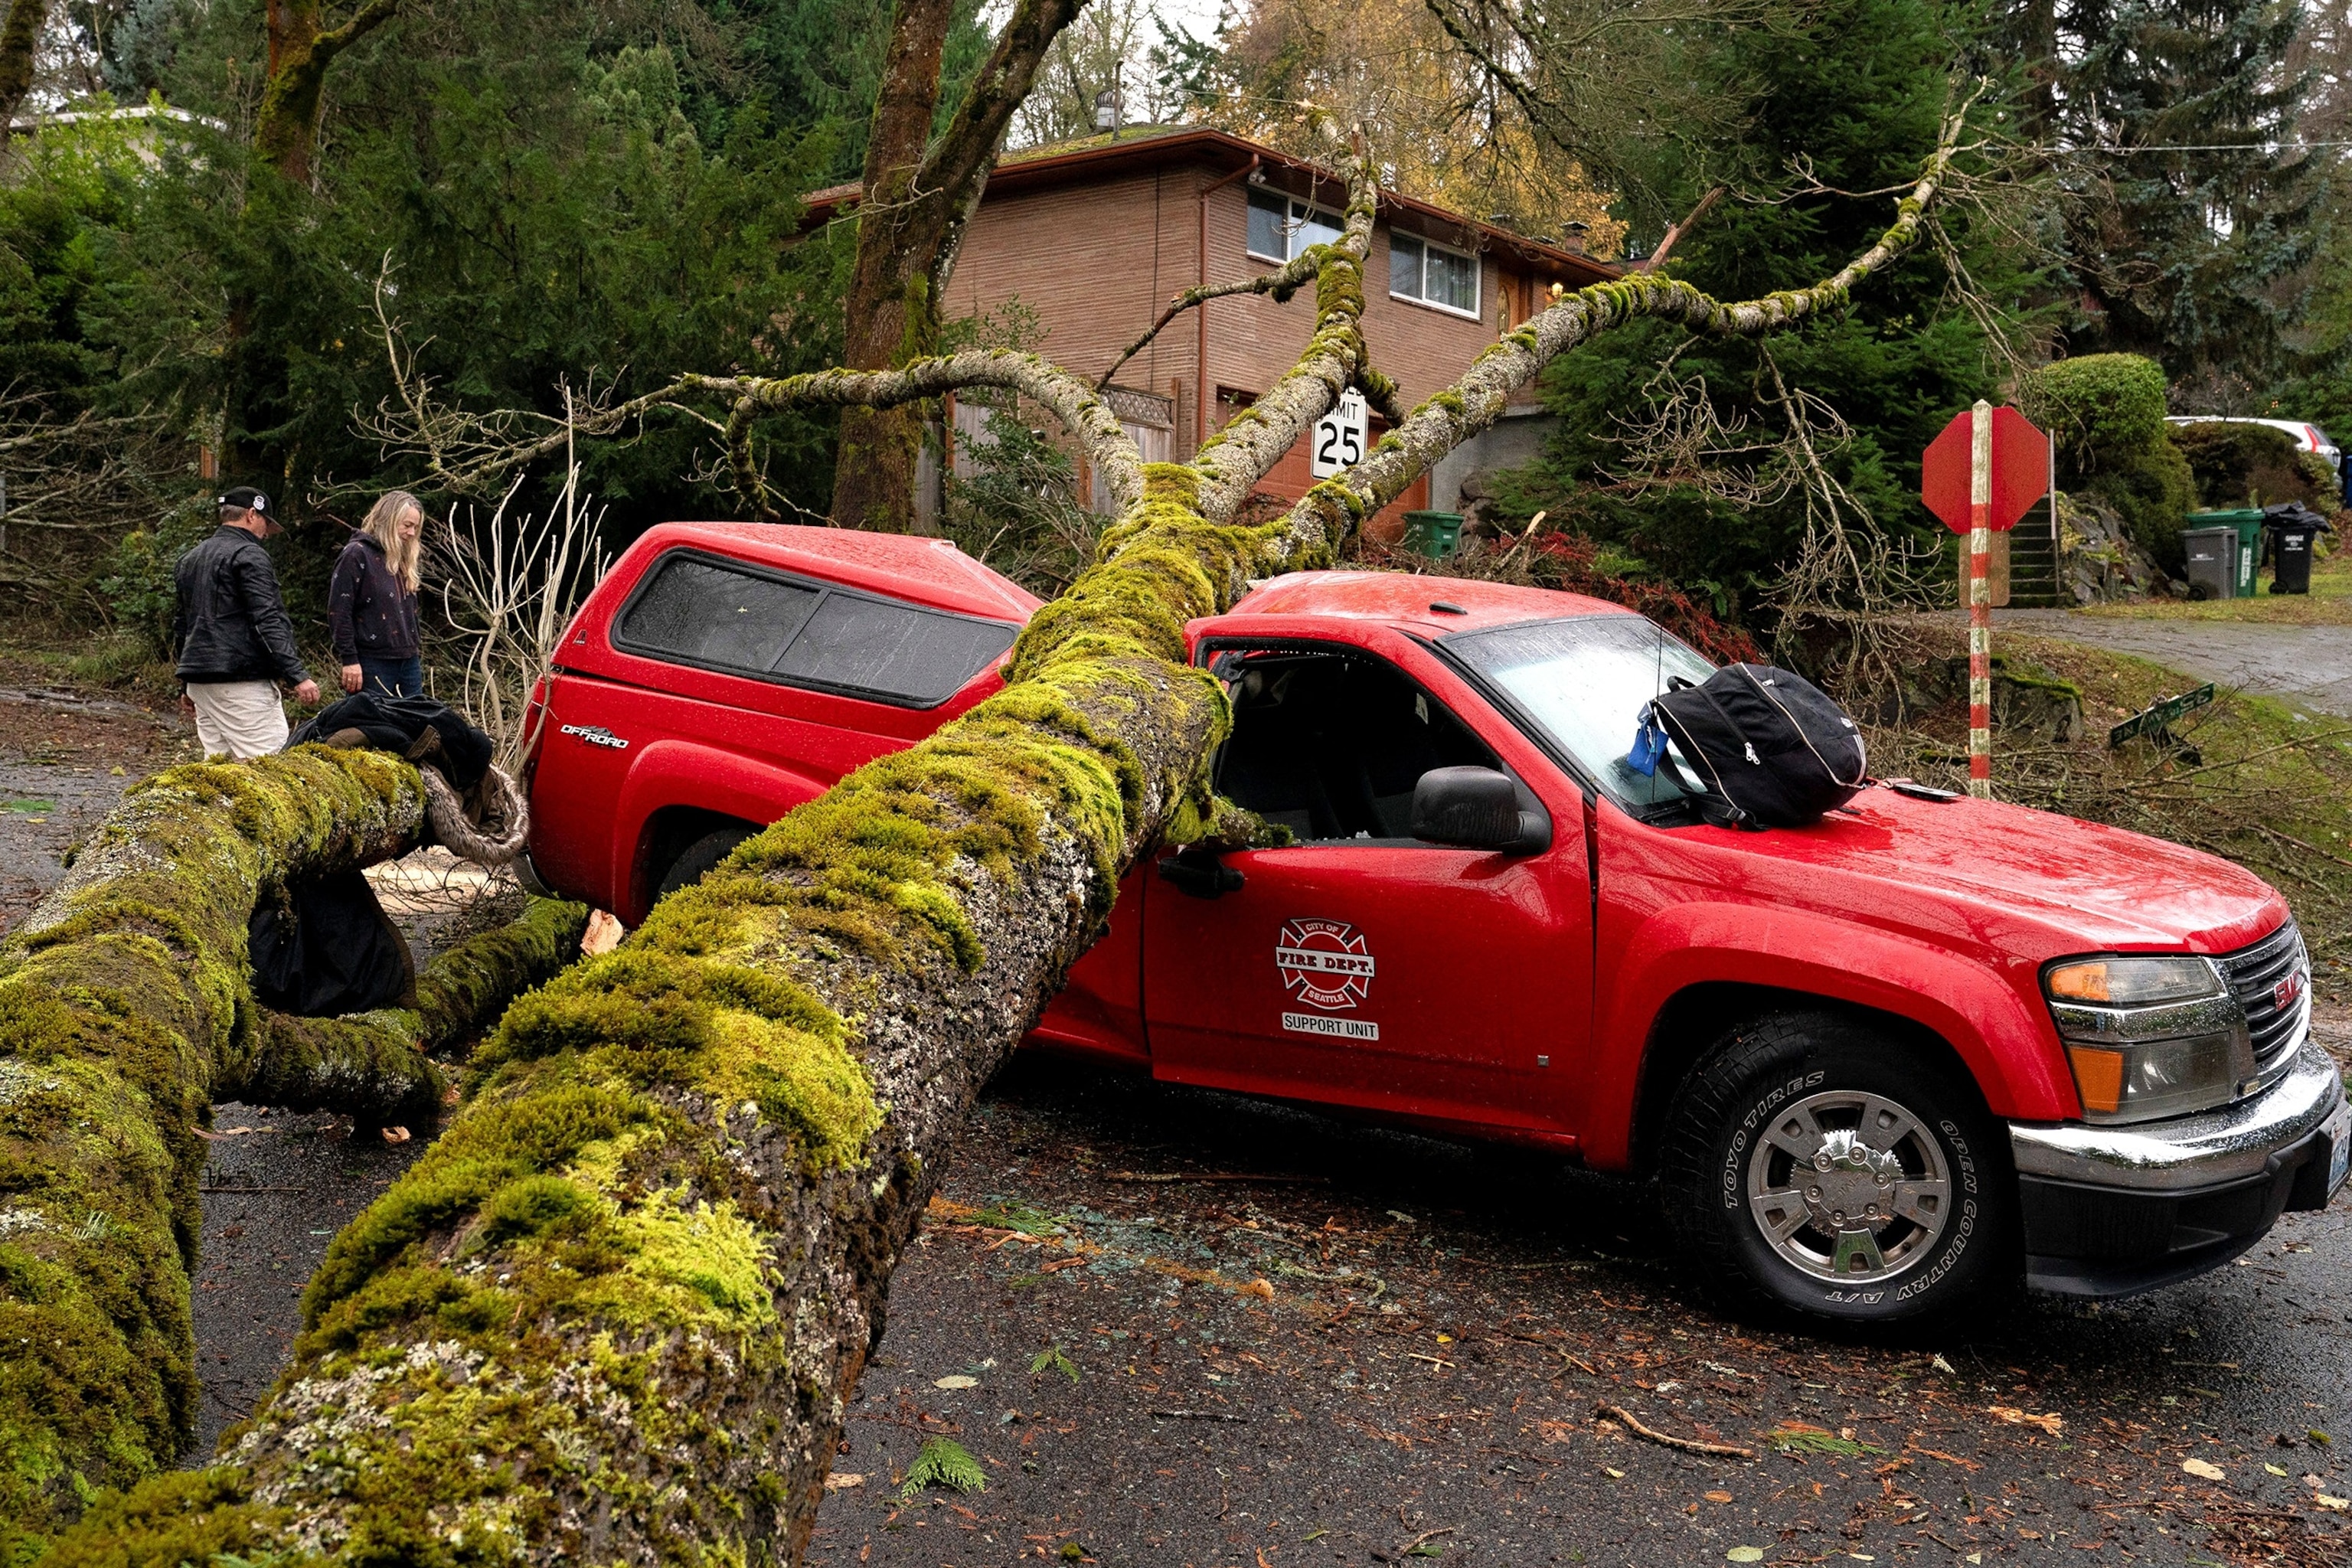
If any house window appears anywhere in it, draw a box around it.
[1246,188,1344,263]
[1390,231,1481,318]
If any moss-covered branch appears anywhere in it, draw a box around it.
[31,118,1974,1567]
[694,352,1146,521]
[0,748,426,1557]
[0,750,590,1557]
[1261,91,1983,568]
[252,0,405,185]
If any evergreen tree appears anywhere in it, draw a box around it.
[1498,0,2043,617]
[48,0,858,541]
[697,0,992,181]
[2044,0,2319,400]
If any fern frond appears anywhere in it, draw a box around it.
[900,1436,987,1499]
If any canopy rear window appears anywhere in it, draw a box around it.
[613,548,1019,707]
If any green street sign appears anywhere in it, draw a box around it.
[2109,684,2216,749]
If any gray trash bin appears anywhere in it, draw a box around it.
[2181,524,2237,600]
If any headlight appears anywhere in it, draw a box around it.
[2042,956,2253,1125]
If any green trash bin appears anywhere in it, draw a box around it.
[2187,509,2265,597]
[1402,510,1465,558]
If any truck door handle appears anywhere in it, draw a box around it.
[1158,848,1243,900]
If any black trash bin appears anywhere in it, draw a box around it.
[2262,501,2334,594]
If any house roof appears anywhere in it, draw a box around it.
[802,126,1619,289]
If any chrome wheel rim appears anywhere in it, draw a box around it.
[1745,1088,1952,1285]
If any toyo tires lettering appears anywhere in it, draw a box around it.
[1721,1071,1824,1210]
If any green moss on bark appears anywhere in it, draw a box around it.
[0,747,429,1559]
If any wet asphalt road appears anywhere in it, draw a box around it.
[1993,611,2352,720]
[191,1106,430,1452]
[802,1047,2352,1568]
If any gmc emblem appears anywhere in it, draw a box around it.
[2276,969,2307,1012]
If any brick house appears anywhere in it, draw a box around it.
[805,126,1618,535]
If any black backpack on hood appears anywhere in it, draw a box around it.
[1645,662,1867,828]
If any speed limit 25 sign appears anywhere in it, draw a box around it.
[1311,389,1368,479]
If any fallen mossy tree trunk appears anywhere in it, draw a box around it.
[0,749,583,1556]
[31,111,1979,1565]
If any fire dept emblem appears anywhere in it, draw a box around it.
[1276,918,1376,1011]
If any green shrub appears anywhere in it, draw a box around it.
[939,400,1103,598]
[97,494,216,658]
[2092,442,2197,573]
[2018,354,2194,572]
[2017,354,2170,470]
[2169,421,2331,510]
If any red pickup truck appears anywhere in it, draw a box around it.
[519,522,2348,1322]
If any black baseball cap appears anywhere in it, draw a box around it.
[217,486,279,534]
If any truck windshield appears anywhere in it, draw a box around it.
[1445,615,1718,811]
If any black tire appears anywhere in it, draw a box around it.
[1660,1012,2011,1325]
[657,825,755,898]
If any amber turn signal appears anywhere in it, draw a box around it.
[2043,955,2221,1008]
[2047,962,2111,1002]
[2066,1044,2126,1115]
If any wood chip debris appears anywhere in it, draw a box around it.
[1986,1406,2063,1436]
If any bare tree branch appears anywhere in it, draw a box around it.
[1261,85,1987,570]
[1096,243,1334,392]
[1635,185,1725,271]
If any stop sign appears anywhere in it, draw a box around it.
[1921,405,2050,534]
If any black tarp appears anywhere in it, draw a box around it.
[249,871,415,1017]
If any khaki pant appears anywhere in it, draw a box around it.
[187,681,289,759]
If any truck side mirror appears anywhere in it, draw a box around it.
[1410,766,1550,854]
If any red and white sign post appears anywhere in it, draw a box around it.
[1921,401,2052,799]
[1965,404,1994,794]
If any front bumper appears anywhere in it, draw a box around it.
[2008,1038,2349,1298]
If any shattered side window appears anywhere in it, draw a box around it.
[616,556,820,674]
[615,550,1019,707]
[772,593,1018,706]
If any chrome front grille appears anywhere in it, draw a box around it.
[2216,918,2311,1075]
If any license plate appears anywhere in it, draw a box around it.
[2327,1100,2352,1197]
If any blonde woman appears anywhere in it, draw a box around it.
[330,490,426,697]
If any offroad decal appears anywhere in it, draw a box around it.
[1277,918,1377,1040]
[560,724,629,750]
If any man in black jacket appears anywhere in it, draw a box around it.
[173,486,320,757]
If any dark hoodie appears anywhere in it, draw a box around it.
[327,534,422,664]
